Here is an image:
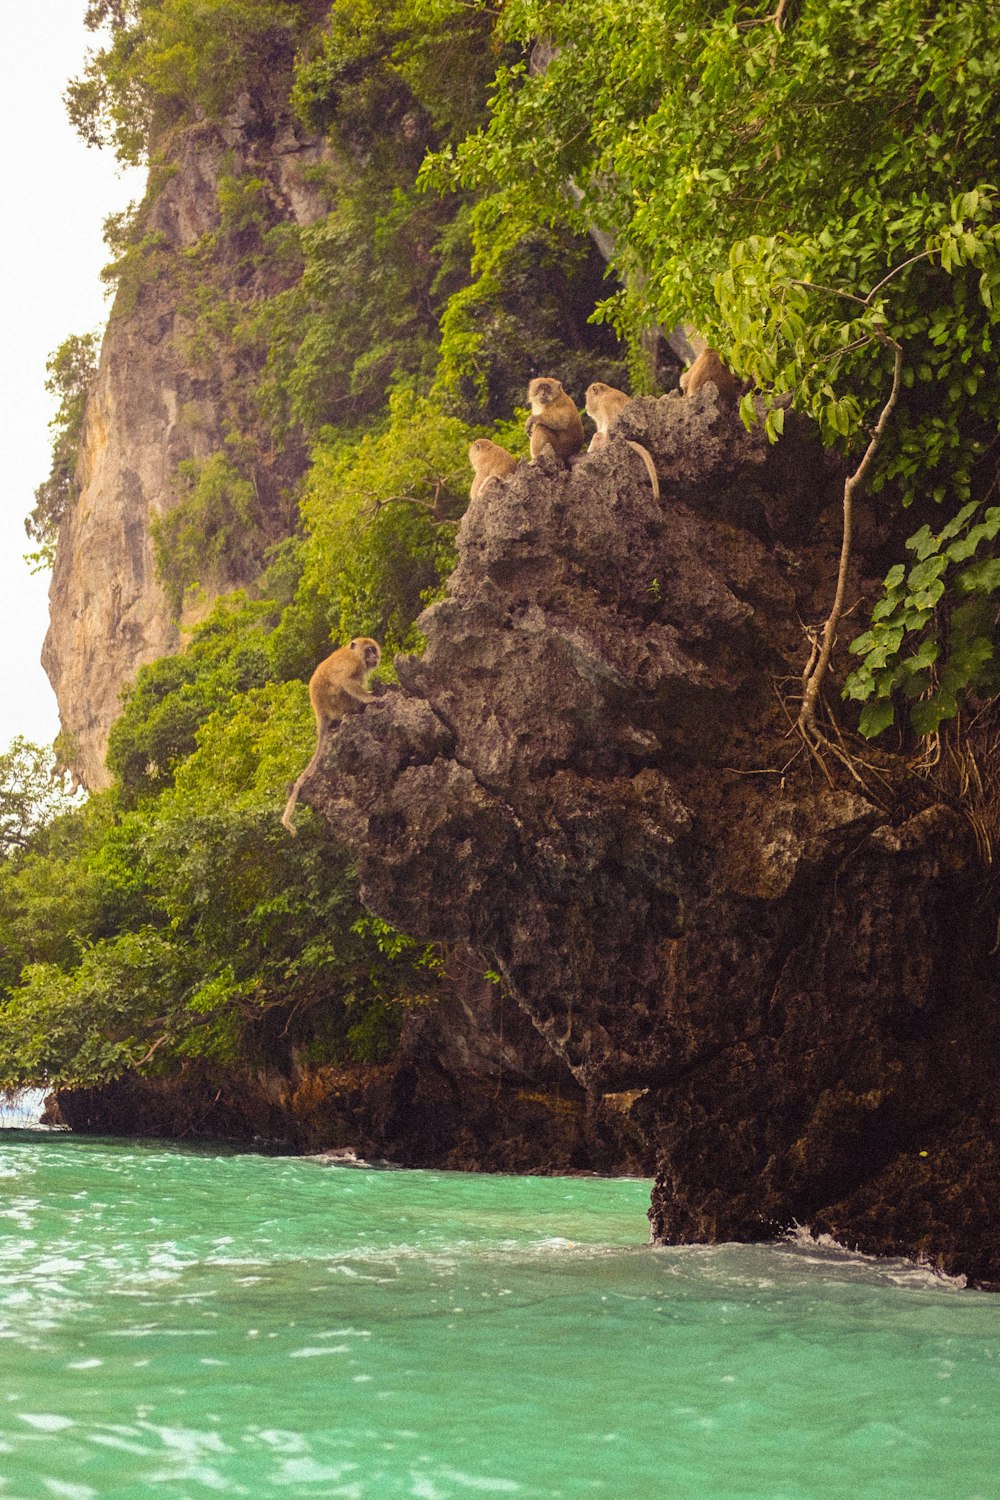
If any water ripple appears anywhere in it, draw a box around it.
[0,1136,996,1499]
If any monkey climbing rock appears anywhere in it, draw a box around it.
[281,637,382,835]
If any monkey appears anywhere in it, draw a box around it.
[525,377,585,462]
[679,347,743,404]
[468,438,519,502]
[584,380,631,441]
[584,381,661,501]
[281,636,382,835]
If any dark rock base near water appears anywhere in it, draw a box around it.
[54,389,1000,1287]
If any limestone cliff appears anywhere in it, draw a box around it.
[43,102,329,790]
[300,387,1000,1287]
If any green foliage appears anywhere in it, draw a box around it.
[0,740,85,860]
[0,678,442,1091]
[26,333,99,565]
[290,0,497,151]
[434,224,629,418]
[0,795,136,994]
[254,176,456,436]
[152,452,262,613]
[0,928,199,1088]
[106,593,279,802]
[844,504,1000,737]
[294,387,473,654]
[68,0,323,163]
[425,0,1000,735]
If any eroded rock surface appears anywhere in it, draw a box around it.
[306,388,1000,1286]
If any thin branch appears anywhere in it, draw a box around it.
[788,278,868,306]
[790,247,937,311]
[866,248,937,302]
[798,334,904,740]
[815,335,874,363]
[359,490,460,531]
[134,1032,170,1069]
[736,0,790,30]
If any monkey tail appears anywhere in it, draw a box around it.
[281,776,305,835]
[625,440,661,502]
[280,731,328,836]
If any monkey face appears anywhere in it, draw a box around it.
[527,377,563,407]
[350,638,382,671]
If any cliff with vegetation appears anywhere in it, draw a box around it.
[2,1,998,1286]
[44,101,332,789]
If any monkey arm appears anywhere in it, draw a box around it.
[340,682,377,704]
[545,404,583,432]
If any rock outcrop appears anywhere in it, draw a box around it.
[301,386,1000,1287]
[50,955,652,1176]
[43,104,329,789]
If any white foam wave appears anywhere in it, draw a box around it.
[780,1224,968,1290]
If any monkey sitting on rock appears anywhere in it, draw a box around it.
[584,381,660,501]
[679,347,743,404]
[525,376,585,462]
[281,636,382,835]
[468,437,519,501]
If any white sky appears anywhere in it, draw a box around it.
[0,4,143,752]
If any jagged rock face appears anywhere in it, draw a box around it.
[43,105,329,790]
[308,388,1000,1286]
[50,951,652,1174]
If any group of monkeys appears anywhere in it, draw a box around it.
[281,347,740,835]
[470,347,741,505]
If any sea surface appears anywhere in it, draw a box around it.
[0,1128,997,1499]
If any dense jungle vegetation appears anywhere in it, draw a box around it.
[1,0,997,1094]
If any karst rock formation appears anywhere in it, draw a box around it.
[301,387,1000,1288]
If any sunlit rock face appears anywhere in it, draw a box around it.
[307,387,1000,1287]
[43,104,329,790]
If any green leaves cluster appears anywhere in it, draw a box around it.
[295,388,472,655]
[0,665,436,1090]
[845,503,1000,738]
[26,333,99,566]
[152,454,263,614]
[253,176,458,437]
[0,741,84,860]
[68,0,322,163]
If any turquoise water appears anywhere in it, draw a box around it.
[0,1134,997,1499]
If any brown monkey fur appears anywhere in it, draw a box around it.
[525,377,585,462]
[281,637,382,835]
[468,438,519,501]
[584,381,660,501]
[679,347,742,404]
